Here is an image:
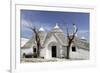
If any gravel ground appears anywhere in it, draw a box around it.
[20,58,86,63]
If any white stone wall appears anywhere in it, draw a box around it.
[40,48,45,58]
[70,47,89,60]
[56,46,66,58]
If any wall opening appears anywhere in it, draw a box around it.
[51,46,57,57]
[72,46,76,52]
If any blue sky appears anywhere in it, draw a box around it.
[21,10,89,41]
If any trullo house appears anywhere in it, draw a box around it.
[21,24,89,60]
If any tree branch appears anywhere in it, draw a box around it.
[66,27,70,40]
[71,25,78,41]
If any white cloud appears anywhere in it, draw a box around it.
[21,19,33,29]
[78,30,89,34]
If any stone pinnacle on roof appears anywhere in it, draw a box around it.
[54,23,59,29]
[39,27,45,31]
[52,23,63,33]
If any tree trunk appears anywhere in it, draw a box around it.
[66,46,70,59]
[66,41,71,59]
[66,24,78,59]
[37,43,40,58]
[37,47,40,57]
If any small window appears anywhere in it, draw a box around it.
[72,46,76,52]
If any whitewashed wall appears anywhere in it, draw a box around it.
[70,47,89,60]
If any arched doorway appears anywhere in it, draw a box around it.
[51,46,57,57]
[47,42,59,58]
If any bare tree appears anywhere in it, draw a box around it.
[66,24,78,59]
[27,25,41,58]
